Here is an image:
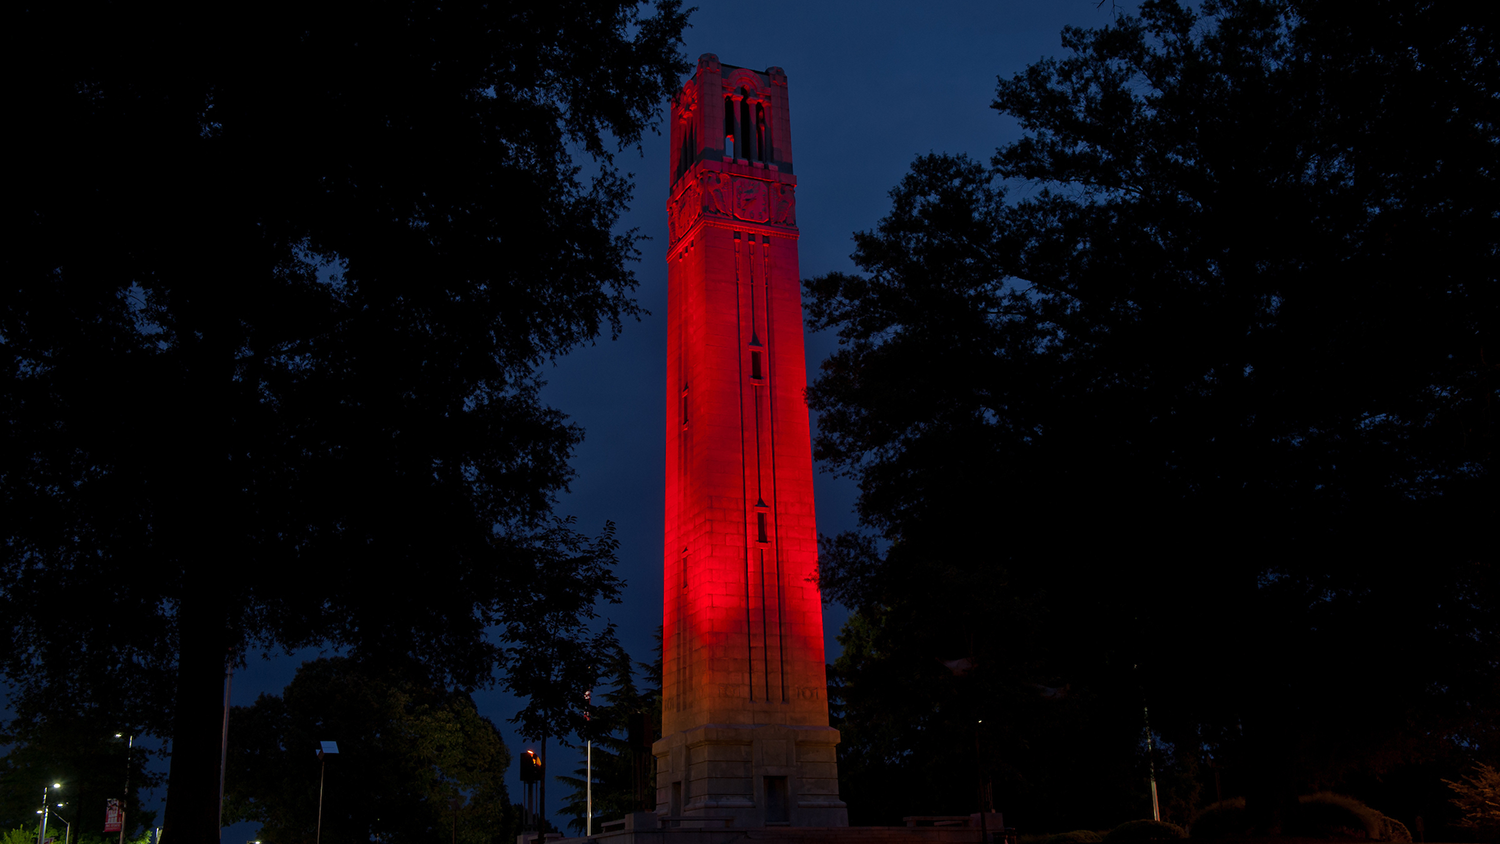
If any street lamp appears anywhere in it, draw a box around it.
[50,809,72,844]
[37,783,61,844]
[316,741,339,844]
[114,732,134,844]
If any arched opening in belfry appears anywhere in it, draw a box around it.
[739,94,752,160]
[723,95,735,157]
[755,103,768,162]
[677,119,695,182]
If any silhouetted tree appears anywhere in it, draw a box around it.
[223,657,516,844]
[1444,763,1500,843]
[2,1,691,839]
[556,629,662,833]
[809,0,1496,831]
[0,717,157,838]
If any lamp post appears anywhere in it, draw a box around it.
[115,733,134,844]
[316,741,339,844]
[36,782,61,844]
[583,688,593,838]
[220,661,234,838]
[537,735,548,844]
[1144,706,1161,822]
[51,810,72,844]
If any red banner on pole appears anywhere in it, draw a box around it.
[104,799,124,833]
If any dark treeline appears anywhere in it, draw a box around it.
[3,1,691,839]
[808,0,1496,835]
[554,631,664,835]
[223,657,517,844]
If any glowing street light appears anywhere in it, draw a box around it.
[37,783,61,844]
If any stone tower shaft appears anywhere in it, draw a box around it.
[655,54,846,828]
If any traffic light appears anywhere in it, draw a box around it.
[519,749,542,783]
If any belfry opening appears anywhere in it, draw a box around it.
[658,54,848,828]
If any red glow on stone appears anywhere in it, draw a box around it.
[661,57,828,738]
[655,58,845,828]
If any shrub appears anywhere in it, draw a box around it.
[1189,798,1248,839]
[1445,762,1500,842]
[1379,815,1412,843]
[1045,832,1105,844]
[1105,820,1186,842]
[1284,792,1384,839]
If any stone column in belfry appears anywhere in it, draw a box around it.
[656,54,847,828]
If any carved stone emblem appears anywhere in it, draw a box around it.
[733,178,769,223]
[676,172,791,238]
[669,180,700,243]
[684,181,700,230]
[772,183,796,226]
[701,171,731,217]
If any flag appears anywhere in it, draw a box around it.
[104,798,124,832]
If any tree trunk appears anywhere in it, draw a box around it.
[160,572,230,843]
[1240,713,1297,835]
[158,257,243,844]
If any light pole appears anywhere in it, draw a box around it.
[51,810,72,844]
[36,782,61,844]
[115,732,134,844]
[1144,706,1161,822]
[538,734,548,844]
[583,688,593,838]
[316,741,339,844]
[220,661,234,840]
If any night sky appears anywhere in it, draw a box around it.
[207,0,1121,835]
[535,0,1118,697]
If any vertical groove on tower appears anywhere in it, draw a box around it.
[734,230,755,702]
[764,234,786,705]
[680,251,689,715]
[745,233,762,701]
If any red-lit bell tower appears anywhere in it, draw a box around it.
[656,54,847,828]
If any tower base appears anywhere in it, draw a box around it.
[652,723,849,828]
[523,812,1011,844]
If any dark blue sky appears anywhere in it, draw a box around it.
[543,0,1119,673]
[215,0,1122,835]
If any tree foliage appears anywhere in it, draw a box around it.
[1444,763,1500,842]
[3,1,690,839]
[555,629,662,834]
[808,0,1496,831]
[0,829,154,844]
[0,718,157,839]
[224,657,516,844]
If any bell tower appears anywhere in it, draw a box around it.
[656,54,847,828]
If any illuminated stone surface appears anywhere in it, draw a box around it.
[655,53,848,828]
